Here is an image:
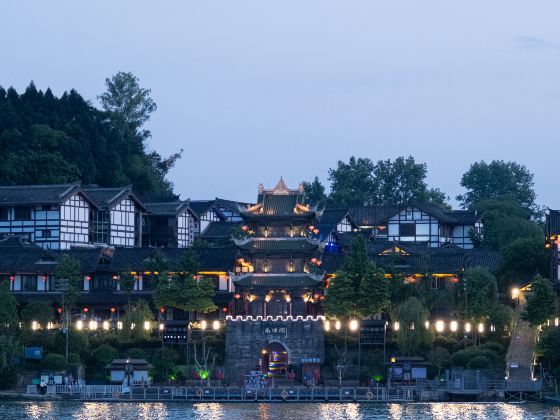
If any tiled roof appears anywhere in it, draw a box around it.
[348,206,399,226]
[547,210,560,235]
[201,222,241,239]
[144,201,191,216]
[0,183,82,206]
[233,273,321,288]
[83,187,146,212]
[236,238,319,251]
[322,240,501,275]
[189,201,216,218]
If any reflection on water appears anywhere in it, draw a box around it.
[1,401,560,419]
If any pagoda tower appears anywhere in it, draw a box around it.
[225,179,325,384]
[230,178,324,317]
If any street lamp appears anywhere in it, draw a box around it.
[324,320,331,331]
[335,320,341,331]
[450,321,458,332]
[349,319,359,331]
[76,320,84,330]
[143,321,151,331]
[435,320,445,333]
[212,320,220,330]
[201,320,207,330]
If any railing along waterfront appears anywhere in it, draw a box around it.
[26,385,417,402]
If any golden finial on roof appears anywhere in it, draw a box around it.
[274,177,288,191]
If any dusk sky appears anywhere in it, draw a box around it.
[2,1,559,207]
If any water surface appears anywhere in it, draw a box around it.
[1,401,559,419]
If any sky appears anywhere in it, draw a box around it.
[1,1,560,207]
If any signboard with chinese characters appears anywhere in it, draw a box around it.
[359,320,386,345]
[263,325,288,338]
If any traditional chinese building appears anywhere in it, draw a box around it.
[225,179,325,384]
[546,209,560,286]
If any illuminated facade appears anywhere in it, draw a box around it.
[546,210,560,285]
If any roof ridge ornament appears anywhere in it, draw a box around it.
[274,177,288,192]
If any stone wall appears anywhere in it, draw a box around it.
[224,317,325,385]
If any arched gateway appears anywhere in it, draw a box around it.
[224,179,325,384]
[261,341,289,376]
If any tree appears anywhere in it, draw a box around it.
[92,344,118,368]
[303,176,327,205]
[0,279,18,332]
[426,347,450,378]
[457,160,537,213]
[328,156,446,206]
[56,254,82,310]
[470,198,543,249]
[154,251,216,318]
[522,276,557,327]
[323,272,359,319]
[20,300,53,327]
[392,297,433,355]
[498,238,549,291]
[0,335,19,389]
[0,82,175,196]
[463,267,498,321]
[122,299,155,342]
[328,157,375,206]
[370,156,447,205]
[119,270,136,316]
[44,353,67,371]
[98,71,157,134]
[323,236,390,318]
[486,304,514,337]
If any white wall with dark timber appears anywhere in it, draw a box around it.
[110,198,136,247]
[60,192,90,249]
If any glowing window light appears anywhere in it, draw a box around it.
[555,318,559,327]
[117,321,123,330]
[212,320,220,330]
[349,319,359,331]
[89,320,98,331]
[393,321,400,331]
[435,320,445,333]
[324,320,331,331]
[144,321,151,331]
[201,320,207,330]
[159,323,165,331]
[465,322,472,333]
[102,321,110,331]
[31,321,39,331]
[478,323,484,333]
[76,320,83,330]
[450,321,458,332]
[335,320,341,330]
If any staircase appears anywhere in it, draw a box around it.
[505,294,537,386]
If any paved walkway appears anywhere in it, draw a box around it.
[505,293,536,381]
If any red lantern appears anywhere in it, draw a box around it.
[110,307,116,313]
[57,307,63,314]
[85,275,91,281]
[160,307,166,313]
[222,307,228,312]
[41,274,47,282]
[83,307,89,313]
[234,293,241,299]
[112,275,119,280]
[9,275,14,282]
[242,225,248,231]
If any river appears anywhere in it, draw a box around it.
[0,401,559,419]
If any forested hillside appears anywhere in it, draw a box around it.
[0,73,179,196]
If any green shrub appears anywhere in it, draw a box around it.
[44,353,67,371]
[467,356,489,369]
[126,348,147,360]
[20,301,53,326]
[481,342,505,354]
[450,350,472,367]
[68,353,81,364]
[55,331,90,357]
[93,344,118,366]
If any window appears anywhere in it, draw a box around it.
[14,206,32,221]
[399,223,416,237]
[42,229,52,238]
[0,207,9,221]
[22,275,36,291]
